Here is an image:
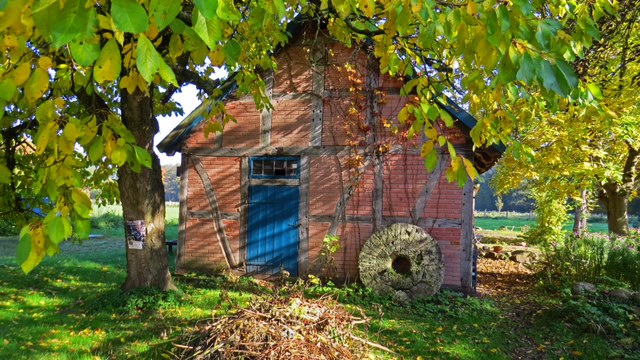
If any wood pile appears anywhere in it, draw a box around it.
[172,295,384,359]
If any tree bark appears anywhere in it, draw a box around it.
[573,190,589,237]
[118,89,177,291]
[599,182,629,236]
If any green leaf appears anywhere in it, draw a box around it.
[71,188,92,219]
[149,0,181,30]
[516,53,535,84]
[456,162,468,188]
[217,0,241,22]
[135,34,178,86]
[0,0,8,11]
[47,216,67,244]
[111,0,149,34]
[88,140,104,162]
[74,218,92,239]
[497,5,510,32]
[193,10,222,49]
[553,60,578,96]
[0,78,16,101]
[70,41,101,66]
[223,39,242,66]
[587,83,603,100]
[93,39,121,84]
[133,146,152,168]
[136,34,159,82]
[50,0,90,48]
[424,150,438,171]
[0,164,11,184]
[157,60,178,87]
[194,0,218,18]
[31,0,60,39]
[16,231,31,266]
[426,104,440,121]
[540,61,560,95]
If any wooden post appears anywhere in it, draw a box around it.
[310,38,325,146]
[460,175,475,293]
[298,156,310,275]
[176,154,190,273]
[364,55,384,231]
[239,156,249,266]
[260,70,274,147]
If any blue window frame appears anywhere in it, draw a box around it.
[250,157,300,179]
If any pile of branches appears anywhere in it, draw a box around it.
[172,294,389,359]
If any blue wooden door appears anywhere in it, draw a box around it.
[247,185,299,276]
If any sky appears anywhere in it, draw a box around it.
[153,85,199,165]
[154,68,228,165]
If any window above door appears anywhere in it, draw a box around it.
[250,157,300,179]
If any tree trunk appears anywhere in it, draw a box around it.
[600,182,629,236]
[118,89,177,291]
[573,190,589,237]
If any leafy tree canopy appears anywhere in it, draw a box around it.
[492,0,640,235]
[0,0,608,272]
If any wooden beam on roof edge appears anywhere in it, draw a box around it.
[191,156,238,269]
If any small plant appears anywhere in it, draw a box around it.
[314,234,341,278]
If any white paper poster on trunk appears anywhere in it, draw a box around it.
[126,220,146,250]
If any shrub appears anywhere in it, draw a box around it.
[0,219,18,236]
[605,230,640,290]
[541,231,640,290]
[90,211,123,230]
[540,233,610,281]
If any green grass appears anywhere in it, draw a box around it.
[0,207,637,358]
[475,212,614,234]
[0,237,634,359]
[0,237,259,359]
[90,203,180,240]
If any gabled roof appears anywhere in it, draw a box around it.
[158,79,237,156]
[158,21,505,168]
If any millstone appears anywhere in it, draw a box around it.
[359,223,444,299]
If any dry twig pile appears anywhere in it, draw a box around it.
[173,295,382,359]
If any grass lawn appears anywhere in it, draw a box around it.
[1,233,636,359]
[475,212,612,234]
[0,207,636,359]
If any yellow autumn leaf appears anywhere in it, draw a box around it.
[209,46,225,67]
[93,38,122,84]
[63,122,81,142]
[358,0,375,17]
[24,67,50,105]
[421,140,434,158]
[38,56,52,70]
[21,226,46,274]
[3,34,18,48]
[169,33,183,59]
[12,61,31,86]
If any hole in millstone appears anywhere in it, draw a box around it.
[391,255,412,275]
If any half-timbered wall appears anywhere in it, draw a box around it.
[175,29,475,292]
